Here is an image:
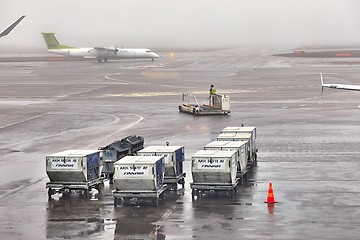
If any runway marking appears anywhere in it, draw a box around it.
[104,72,193,89]
[104,73,130,84]
[84,114,144,149]
[106,92,180,97]
[0,114,46,131]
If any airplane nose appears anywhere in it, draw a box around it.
[153,53,159,58]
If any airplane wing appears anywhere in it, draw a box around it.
[321,72,360,97]
[93,47,119,54]
[0,15,25,38]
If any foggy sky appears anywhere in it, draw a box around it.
[1,0,360,49]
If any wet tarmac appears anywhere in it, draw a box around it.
[0,48,360,239]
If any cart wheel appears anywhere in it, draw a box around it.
[109,174,114,184]
[154,198,159,206]
[48,188,53,200]
[122,197,131,206]
[230,189,235,199]
[114,197,118,207]
[191,189,196,200]
[179,178,185,188]
[161,192,166,201]
[97,183,104,193]
[80,189,89,198]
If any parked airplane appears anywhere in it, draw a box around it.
[321,72,360,97]
[0,15,25,38]
[41,32,159,62]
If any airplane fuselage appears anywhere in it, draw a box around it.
[323,83,360,91]
[48,48,159,60]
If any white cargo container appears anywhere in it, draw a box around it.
[217,132,257,166]
[204,141,248,175]
[137,145,185,190]
[46,150,104,199]
[221,126,257,153]
[113,155,166,206]
[190,150,239,198]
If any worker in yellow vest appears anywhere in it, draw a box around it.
[209,85,216,95]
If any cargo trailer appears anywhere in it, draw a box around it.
[190,150,239,198]
[179,93,230,115]
[98,135,144,184]
[46,150,104,199]
[113,155,166,206]
[137,145,185,190]
[217,132,257,167]
[221,126,257,155]
[204,140,248,178]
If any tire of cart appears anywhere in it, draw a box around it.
[47,188,53,200]
[153,197,159,206]
[178,178,185,188]
[96,183,104,193]
[191,189,198,200]
[160,192,166,201]
[80,188,90,198]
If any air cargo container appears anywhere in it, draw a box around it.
[221,126,256,139]
[203,140,248,177]
[217,132,257,166]
[113,155,166,206]
[46,150,104,199]
[137,145,185,190]
[221,126,257,153]
[190,150,239,198]
[98,135,144,184]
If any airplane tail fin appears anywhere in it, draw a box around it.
[0,15,25,38]
[41,32,74,49]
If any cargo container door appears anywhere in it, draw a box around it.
[86,152,100,181]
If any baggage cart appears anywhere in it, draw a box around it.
[179,93,230,115]
[204,140,248,179]
[190,150,239,199]
[46,150,104,199]
[137,145,185,190]
[98,135,144,184]
[113,155,165,206]
[217,132,258,167]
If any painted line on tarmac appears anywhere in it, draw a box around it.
[104,73,194,89]
[156,193,184,225]
[104,73,130,84]
[0,113,46,130]
[84,114,144,149]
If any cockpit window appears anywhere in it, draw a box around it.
[146,50,152,53]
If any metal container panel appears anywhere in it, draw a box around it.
[137,146,184,177]
[113,156,164,191]
[204,141,248,173]
[191,150,237,185]
[217,132,255,160]
[46,150,100,183]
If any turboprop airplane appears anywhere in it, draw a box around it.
[321,72,360,97]
[0,15,25,38]
[41,32,159,62]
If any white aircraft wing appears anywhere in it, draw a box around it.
[0,15,25,38]
[93,47,118,54]
[320,72,360,97]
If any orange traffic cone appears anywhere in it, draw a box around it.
[264,182,278,204]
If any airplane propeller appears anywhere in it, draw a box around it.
[112,44,119,54]
[320,72,324,98]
